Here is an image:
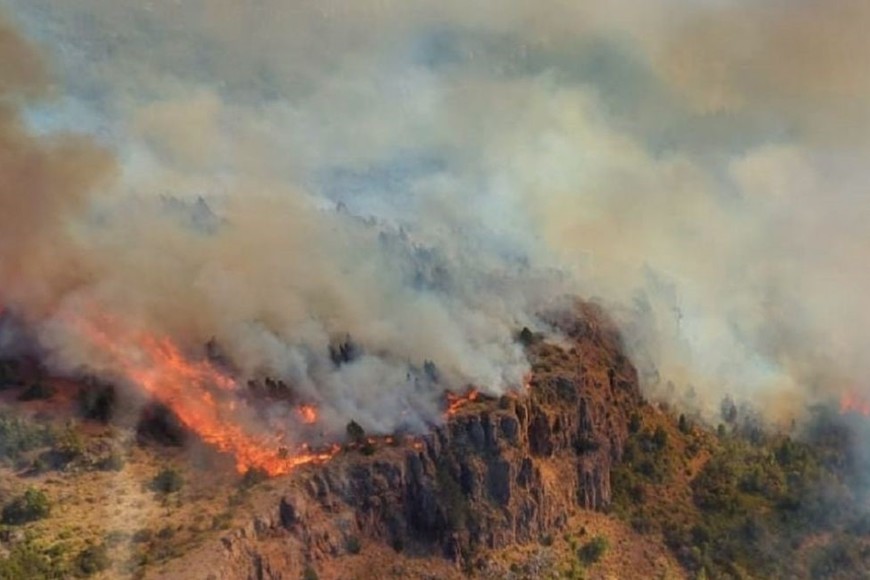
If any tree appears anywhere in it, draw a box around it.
[653,426,669,449]
[518,327,536,346]
[2,487,51,524]
[330,335,360,366]
[346,420,365,444]
[678,414,691,434]
[721,396,738,424]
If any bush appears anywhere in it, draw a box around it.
[211,512,232,530]
[540,533,554,546]
[2,487,51,524]
[136,404,186,447]
[0,541,64,578]
[78,384,116,423]
[518,327,538,346]
[151,467,183,494]
[96,451,125,472]
[75,543,111,576]
[239,467,269,489]
[345,535,361,554]
[0,413,55,461]
[578,535,608,565]
[17,382,56,402]
[157,526,175,540]
[131,529,152,543]
[53,425,85,462]
[652,426,669,449]
[302,565,319,580]
[103,530,128,547]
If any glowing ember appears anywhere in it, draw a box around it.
[840,392,870,416]
[297,404,319,425]
[444,388,480,416]
[68,311,338,476]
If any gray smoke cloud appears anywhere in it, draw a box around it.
[0,1,868,434]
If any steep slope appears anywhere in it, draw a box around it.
[151,302,663,579]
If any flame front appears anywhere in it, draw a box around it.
[70,312,337,476]
[296,404,318,425]
[444,388,480,416]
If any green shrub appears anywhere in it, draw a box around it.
[652,426,669,449]
[96,451,125,472]
[75,543,111,576]
[151,467,183,494]
[53,425,85,462]
[578,535,608,565]
[0,540,65,578]
[540,533,554,546]
[0,413,55,461]
[345,535,361,554]
[302,565,319,580]
[2,487,51,524]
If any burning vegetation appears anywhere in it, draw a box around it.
[66,310,342,476]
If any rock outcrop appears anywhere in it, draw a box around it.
[155,302,644,579]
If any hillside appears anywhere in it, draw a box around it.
[0,302,867,579]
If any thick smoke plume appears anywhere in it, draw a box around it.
[0,0,868,449]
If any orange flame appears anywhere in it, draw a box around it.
[841,392,870,416]
[69,311,337,476]
[297,404,319,425]
[444,388,480,416]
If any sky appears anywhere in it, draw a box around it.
[0,1,869,429]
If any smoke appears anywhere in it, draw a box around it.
[0,18,114,322]
[0,0,868,437]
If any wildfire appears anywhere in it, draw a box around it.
[69,311,338,476]
[296,404,319,425]
[840,392,870,416]
[444,388,480,416]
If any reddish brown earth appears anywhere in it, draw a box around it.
[147,302,682,579]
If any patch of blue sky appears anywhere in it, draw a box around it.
[22,97,115,142]
[312,151,447,219]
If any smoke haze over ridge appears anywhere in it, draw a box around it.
[0,1,869,434]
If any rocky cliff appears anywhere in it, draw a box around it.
[154,301,645,580]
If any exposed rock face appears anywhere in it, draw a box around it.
[155,302,644,579]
